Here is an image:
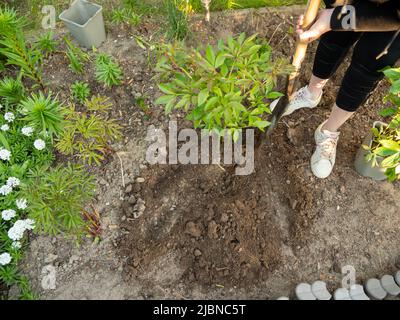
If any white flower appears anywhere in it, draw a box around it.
[1,209,16,221]
[16,198,27,210]
[11,241,21,249]
[0,148,11,161]
[34,139,46,150]
[0,252,11,266]
[1,124,9,131]
[24,218,35,230]
[0,184,12,196]
[7,219,34,241]
[4,112,15,123]
[6,177,20,188]
[21,126,34,137]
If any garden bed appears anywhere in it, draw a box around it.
[10,6,400,299]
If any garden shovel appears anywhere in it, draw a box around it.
[266,0,322,135]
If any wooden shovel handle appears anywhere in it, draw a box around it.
[287,0,322,97]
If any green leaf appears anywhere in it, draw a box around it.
[379,107,398,117]
[381,152,400,168]
[155,95,175,105]
[206,45,215,65]
[214,53,226,68]
[267,91,284,99]
[253,120,270,130]
[198,89,209,106]
[158,83,175,95]
[379,140,400,152]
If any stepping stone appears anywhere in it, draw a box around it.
[277,297,289,300]
[295,283,317,300]
[311,281,332,300]
[380,275,400,296]
[333,288,352,300]
[365,278,387,300]
[349,284,370,300]
[395,271,400,287]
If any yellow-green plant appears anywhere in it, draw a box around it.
[366,67,400,181]
[56,96,122,165]
[155,33,292,140]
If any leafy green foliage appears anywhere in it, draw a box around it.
[34,31,58,58]
[19,92,66,139]
[164,0,189,40]
[365,67,400,182]
[0,6,44,89]
[71,81,91,103]
[155,33,292,140]
[95,53,123,87]
[64,36,90,74]
[56,96,122,165]
[111,7,141,26]
[22,164,95,236]
[0,76,25,106]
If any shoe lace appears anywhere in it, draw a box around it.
[317,137,338,160]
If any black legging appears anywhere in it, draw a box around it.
[312,30,400,112]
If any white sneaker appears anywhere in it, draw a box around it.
[311,121,340,179]
[270,86,322,117]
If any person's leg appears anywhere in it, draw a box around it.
[311,31,400,179]
[308,31,361,99]
[280,31,360,116]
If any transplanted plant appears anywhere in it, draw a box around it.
[0,76,25,106]
[95,52,123,88]
[19,91,66,139]
[365,67,400,182]
[56,96,122,165]
[34,31,59,58]
[64,36,90,74]
[22,163,95,236]
[155,33,292,140]
[111,7,141,26]
[164,0,189,40]
[71,81,91,103]
[0,6,44,89]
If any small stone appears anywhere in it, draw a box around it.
[349,284,370,300]
[311,281,332,300]
[380,275,400,296]
[124,184,133,194]
[395,271,400,287]
[136,177,145,183]
[133,198,146,218]
[333,288,351,300]
[193,249,202,257]
[44,254,58,264]
[295,283,316,300]
[185,221,202,238]
[365,278,387,300]
[128,195,137,204]
[69,255,79,264]
[220,213,229,223]
[276,297,289,300]
[121,215,126,221]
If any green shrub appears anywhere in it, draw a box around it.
[0,77,25,106]
[155,33,292,140]
[56,96,122,165]
[0,6,44,89]
[111,7,141,26]
[34,31,58,58]
[95,53,123,87]
[164,0,189,41]
[19,92,66,139]
[22,164,95,236]
[64,36,90,74]
[71,81,91,103]
[366,67,400,182]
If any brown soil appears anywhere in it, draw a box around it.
[14,6,400,300]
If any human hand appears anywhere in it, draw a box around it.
[296,9,334,43]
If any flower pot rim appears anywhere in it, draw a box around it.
[59,0,103,29]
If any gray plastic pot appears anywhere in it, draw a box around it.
[59,0,106,48]
[354,121,387,181]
